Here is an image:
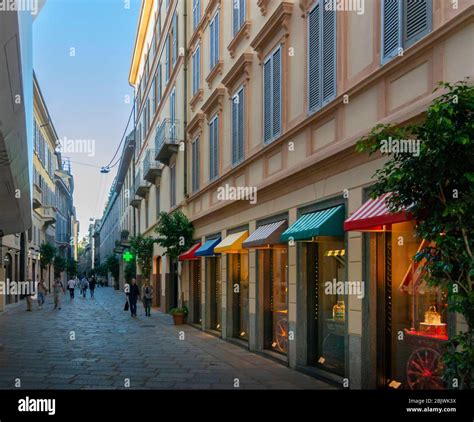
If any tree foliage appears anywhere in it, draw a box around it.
[53,254,67,278]
[130,235,155,282]
[356,80,474,389]
[105,254,120,282]
[154,211,194,261]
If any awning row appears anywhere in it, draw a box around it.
[180,193,412,260]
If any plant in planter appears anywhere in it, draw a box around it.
[169,307,188,325]
[130,234,156,288]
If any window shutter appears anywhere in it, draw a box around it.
[210,19,215,68]
[238,88,244,162]
[322,7,336,105]
[233,0,239,36]
[272,47,281,138]
[232,95,239,165]
[215,13,219,64]
[213,118,219,178]
[263,58,272,144]
[382,0,402,62]
[197,46,200,91]
[165,35,170,81]
[308,3,320,112]
[172,13,178,66]
[239,0,245,29]
[404,0,431,47]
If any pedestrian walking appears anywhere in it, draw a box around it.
[89,276,96,299]
[142,280,153,317]
[25,279,34,311]
[67,277,76,300]
[128,279,140,318]
[80,276,89,298]
[53,278,64,310]
[37,280,47,309]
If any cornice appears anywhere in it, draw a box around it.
[205,60,224,89]
[187,112,205,137]
[257,0,270,16]
[201,87,226,119]
[190,88,204,112]
[222,52,253,95]
[250,1,293,62]
[227,21,252,58]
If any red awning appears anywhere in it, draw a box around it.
[179,243,202,261]
[344,192,411,232]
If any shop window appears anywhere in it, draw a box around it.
[229,253,249,340]
[259,248,288,355]
[209,256,222,331]
[192,260,201,325]
[376,221,448,389]
[306,238,346,376]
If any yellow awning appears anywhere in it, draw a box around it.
[214,231,249,254]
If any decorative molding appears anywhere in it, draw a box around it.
[188,28,203,51]
[250,1,293,62]
[201,87,226,119]
[298,0,312,17]
[205,60,224,89]
[187,112,205,137]
[190,88,204,112]
[205,0,222,24]
[222,53,253,96]
[227,21,252,58]
[257,0,270,16]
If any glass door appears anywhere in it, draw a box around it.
[192,260,201,324]
[209,256,222,331]
[230,253,249,340]
[260,248,288,354]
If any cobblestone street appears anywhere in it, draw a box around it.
[0,287,334,390]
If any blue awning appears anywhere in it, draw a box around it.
[195,238,221,257]
[280,205,345,242]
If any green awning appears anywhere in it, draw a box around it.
[280,205,345,242]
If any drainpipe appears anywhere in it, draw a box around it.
[183,0,188,199]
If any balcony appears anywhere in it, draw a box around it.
[155,119,180,166]
[33,184,42,209]
[40,206,56,227]
[134,169,151,198]
[143,149,163,183]
[129,196,142,208]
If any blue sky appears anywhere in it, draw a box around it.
[33,0,140,238]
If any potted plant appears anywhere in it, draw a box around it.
[169,307,188,325]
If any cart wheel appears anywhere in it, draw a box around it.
[406,347,444,390]
[275,318,288,353]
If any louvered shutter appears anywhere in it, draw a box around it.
[308,3,320,112]
[238,88,244,162]
[213,117,219,178]
[382,0,402,62]
[272,47,281,138]
[322,7,336,105]
[197,46,200,90]
[232,95,239,165]
[239,0,245,29]
[210,19,215,68]
[404,0,431,47]
[233,0,239,36]
[215,13,219,64]
[263,58,272,143]
[173,13,178,66]
[165,35,170,81]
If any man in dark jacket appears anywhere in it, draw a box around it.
[129,278,140,318]
[89,276,96,299]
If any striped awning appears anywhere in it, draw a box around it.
[195,238,221,257]
[280,205,345,242]
[214,231,248,254]
[242,220,288,249]
[344,192,411,232]
[179,243,201,261]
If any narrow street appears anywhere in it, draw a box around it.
[0,288,334,390]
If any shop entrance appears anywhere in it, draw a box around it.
[306,238,346,376]
[208,256,222,331]
[373,222,447,390]
[153,256,161,308]
[229,253,249,340]
[259,248,288,354]
[191,260,201,324]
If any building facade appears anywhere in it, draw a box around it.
[115,0,474,389]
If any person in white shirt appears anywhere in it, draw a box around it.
[67,277,76,300]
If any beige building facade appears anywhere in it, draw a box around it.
[124,0,474,389]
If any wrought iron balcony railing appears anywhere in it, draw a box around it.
[134,168,151,198]
[155,119,180,166]
[143,149,163,183]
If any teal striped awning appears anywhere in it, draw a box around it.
[280,205,345,242]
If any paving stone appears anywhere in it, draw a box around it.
[0,288,333,390]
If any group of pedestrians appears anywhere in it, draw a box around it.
[124,279,154,318]
[25,278,65,311]
[67,275,97,300]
